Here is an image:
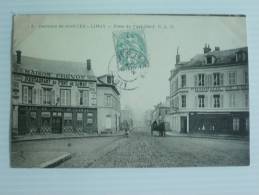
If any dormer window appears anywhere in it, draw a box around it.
[236,51,247,62]
[206,55,216,64]
[107,76,112,84]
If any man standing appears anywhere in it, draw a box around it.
[159,119,165,137]
[151,120,157,136]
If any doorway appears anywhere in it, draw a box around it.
[52,116,62,134]
[180,116,187,133]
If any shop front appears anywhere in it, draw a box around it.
[189,112,249,135]
[17,105,97,135]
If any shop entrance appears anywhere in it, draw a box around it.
[52,112,62,134]
[180,116,187,133]
[18,110,28,135]
[52,117,62,134]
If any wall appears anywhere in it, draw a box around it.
[169,64,249,113]
[97,86,120,133]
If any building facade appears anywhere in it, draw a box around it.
[97,75,120,134]
[12,51,98,136]
[120,109,134,130]
[169,45,249,135]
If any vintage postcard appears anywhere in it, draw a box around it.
[10,14,249,168]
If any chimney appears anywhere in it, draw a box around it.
[16,50,22,64]
[176,47,180,64]
[203,44,211,54]
[87,59,91,71]
[215,46,220,51]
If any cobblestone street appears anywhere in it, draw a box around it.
[89,130,249,167]
[11,128,249,168]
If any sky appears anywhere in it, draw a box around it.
[12,14,247,119]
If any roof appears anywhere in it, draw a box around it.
[97,76,120,95]
[184,47,248,67]
[170,46,248,79]
[12,55,96,80]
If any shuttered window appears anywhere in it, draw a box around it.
[213,94,220,108]
[22,85,33,104]
[229,72,236,85]
[198,74,205,86]
[60,89,71,106]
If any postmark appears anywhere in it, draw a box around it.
[109,30,149,90]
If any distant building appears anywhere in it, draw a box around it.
[97,74,120,133]
[144,109,153,126]
[12,51,97,136]
[120,109,134,129]
[169,45,249,135]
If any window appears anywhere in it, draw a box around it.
[236,51,247,62]
[233,118,240,131]
[22,86,33,104]
[38,88,43,105]
[60,89,71,106]
[33,88,37,104]
[207,56,212,64]
[77,113,83,128]
[22,86,28,103]
[198,95,205,108]
[198,74,205,86]
[213,95,220,108]
[229,72,236,85]
[79,90,89,106]
[64,113,72,126]
[181,75,186,88]
[105,95,112,106]
[80,91,83,105]
[87,112,93,124]
[181,95,186,108]
[28,87,32,104]
[107,76,113,84]
[41,112,51,131]
[213,73,220,86]
[229,93,236,107]
[43,88,51,105]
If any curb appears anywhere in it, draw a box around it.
[12,133,125,143]
[39,152,72,168]
[166,133,249,141]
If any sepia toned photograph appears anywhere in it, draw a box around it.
[10,14,249,168]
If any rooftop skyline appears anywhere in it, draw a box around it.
[13,15,247,119]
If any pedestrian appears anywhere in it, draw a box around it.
[151,120,157,136]
[162,121,166,137]
[158,119,165,137]
[124,120,129,137]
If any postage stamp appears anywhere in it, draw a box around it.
[110,30,149,90]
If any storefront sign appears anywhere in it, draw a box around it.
[64,113,72,120]
[24,69,86,80]
[41,112,50,117]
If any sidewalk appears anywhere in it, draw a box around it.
[12,131,125,143]
[11,151,72,168]
[165,131,249,141]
